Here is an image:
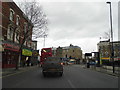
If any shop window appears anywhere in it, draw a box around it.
[9,9,14,21]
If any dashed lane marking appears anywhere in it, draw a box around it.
[67,80,75,88]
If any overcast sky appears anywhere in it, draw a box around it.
[14,0,118,54]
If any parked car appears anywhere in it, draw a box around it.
[89,61,96,65]
[67,61,74,65]
[67,59,76,65]
[42,57,63,77]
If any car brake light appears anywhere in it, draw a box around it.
[61,63,63,65]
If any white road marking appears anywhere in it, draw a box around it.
[67,80,75,88]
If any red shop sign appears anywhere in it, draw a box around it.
[3,43,20,51]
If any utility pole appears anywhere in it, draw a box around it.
[106,1,114,73]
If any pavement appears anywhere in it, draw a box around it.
[80,64,120,77]
[1,64,119,77]
[1,65,39,77]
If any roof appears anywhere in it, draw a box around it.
[62,45,81,49]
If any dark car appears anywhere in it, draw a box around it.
[42,57,63,77]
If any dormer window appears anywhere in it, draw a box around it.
[9,9,14,21]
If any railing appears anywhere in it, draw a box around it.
[83,63,120,76]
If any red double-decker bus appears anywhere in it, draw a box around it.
[40,48,52,67]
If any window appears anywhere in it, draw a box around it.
[33,43,36,49]
[118,51,120,57]
[16,15,20,25]
[24,41,27,46]
[14,33,17,42]
[27,41,31,47]
[24,23,27,33]
[7,26,13,40]
[9,9,14,21]
[14,33,19,43]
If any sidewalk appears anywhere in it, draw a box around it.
[80,64,120,77]
[2,65,38,77]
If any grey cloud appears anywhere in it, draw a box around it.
[14,0,118,53]
[42,2,113,41]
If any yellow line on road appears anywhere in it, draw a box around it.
[0,66,37,79]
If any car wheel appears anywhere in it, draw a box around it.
[59,72,63,77]
[43,72,47,77]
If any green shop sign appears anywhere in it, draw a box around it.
[22,49,32,56]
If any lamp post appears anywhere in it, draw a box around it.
[106,1,114,73]
[43,34,47,47]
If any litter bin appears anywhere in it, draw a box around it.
[87,62,90,68]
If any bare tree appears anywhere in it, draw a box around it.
[103,30,111,41]
[18,0,48,39]
[14,0,48,69]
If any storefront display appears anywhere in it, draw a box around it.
[2,43,19,68]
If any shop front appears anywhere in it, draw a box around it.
[31,50,39,66]
[2,43,20,68]
[21,48,32,67]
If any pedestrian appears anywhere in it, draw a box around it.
[37,60,40,67]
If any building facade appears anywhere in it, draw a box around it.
[31,41,39,66]
[97,40,120,65]
[56,46,63,58]
[55,44,83,64]
[52,47,57,57]
[62,44,83,60]
[1,1,33,68]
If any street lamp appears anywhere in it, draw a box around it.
[43,34,47,47]
[106,1,115,73]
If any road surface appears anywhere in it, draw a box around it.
[2,65,118,88]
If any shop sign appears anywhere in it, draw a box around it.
[3,43,19,51]
[22,49,32,56]
[101,57,110,60]
[32,50,39,56]
[114,57,120,61]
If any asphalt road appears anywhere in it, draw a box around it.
[2,65,118,88]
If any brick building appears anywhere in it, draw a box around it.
[1,1,33,68]
[56,46,63,58]
[97,40,120,65]
[62,44,82,60]
[56,44,83,64]
[0,1,2,68]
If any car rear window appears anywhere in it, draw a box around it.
[44,57,61,63]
